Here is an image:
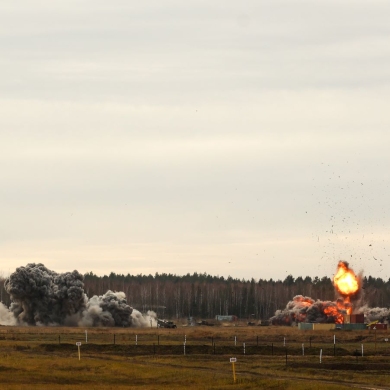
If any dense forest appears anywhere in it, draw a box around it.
[1,272,389,320]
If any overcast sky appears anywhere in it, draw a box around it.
[1,0,389,280]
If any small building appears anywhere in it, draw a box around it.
[337,323,366,330]
[312,323,336,331]
[298,323,313,330]
[369,323,387,330]
[344,314,365,324]
[215,315,238,322]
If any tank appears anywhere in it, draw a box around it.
[157,319,177,328]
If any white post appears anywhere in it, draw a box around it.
[320,349,322,363]
[333,335,335,345]
[234,336,237,346]
[136,335,138,346]
[302,343,304,356]
[85,330,88,344]
[361,344,364,357]
[243,342,246,355]
[185,334,187,344]
[283,337,286,347]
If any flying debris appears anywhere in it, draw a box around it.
[1,263,156,327]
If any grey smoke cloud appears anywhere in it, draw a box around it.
[1,263,156,327]
[80,291,132,327]
[357,305,390,323]
[270,295,390,325]
[270,295,348,325]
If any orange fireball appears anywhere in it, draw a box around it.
[323,303,344,323]
[333,261,359,296]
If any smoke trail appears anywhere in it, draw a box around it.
[0,263,153,327]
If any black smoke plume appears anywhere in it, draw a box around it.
[1,263,156,327]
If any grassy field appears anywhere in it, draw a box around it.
[0,324,389,389]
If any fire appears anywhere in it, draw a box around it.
[270,261,362,326]
[333,261,359,297]
[342,296,353,315]
[323,303,344,324]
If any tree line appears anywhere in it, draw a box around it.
[1,272,389,320]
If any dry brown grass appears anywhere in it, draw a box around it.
[0,325,389,389]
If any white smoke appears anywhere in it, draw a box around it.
[0,302,17,326]
[131,309,157,327]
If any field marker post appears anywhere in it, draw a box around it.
[184,342,186,356]
[85,330,88,344]
[234,336,237,346]
[333,334,336,356]
[283,337,286,347]
[76,342,81,361]
[320,349,322,363]
[302,343,304,356]
[243,342,246,355]
[136,335,138,346]
[230,357,237,383]
[361,344,364,357]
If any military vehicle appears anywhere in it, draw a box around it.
[157,319,177,328]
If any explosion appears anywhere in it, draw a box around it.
[333,261,360,316]
[333,261,359,297]
[0,263,157,327]
[270,261,361,325]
